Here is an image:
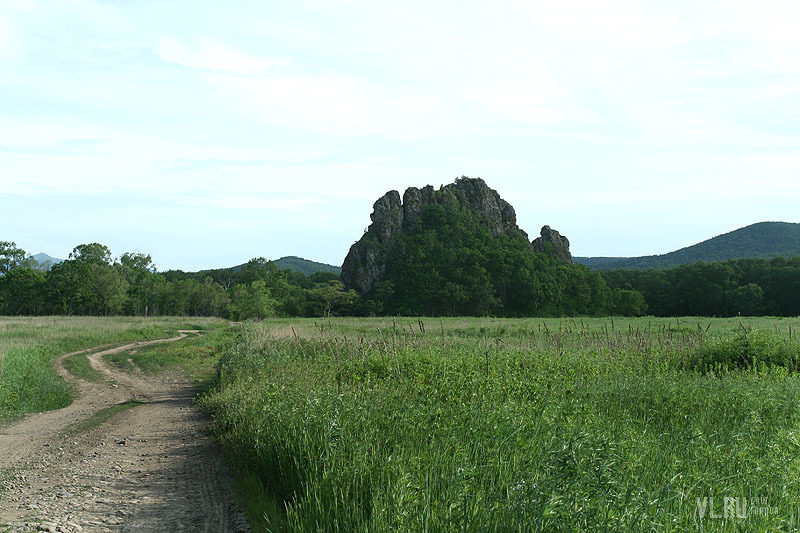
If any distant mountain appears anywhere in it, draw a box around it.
[273,256,341,276]
[31,252,62,270]
[575,222,800,270]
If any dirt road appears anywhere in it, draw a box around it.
[0,332,250,532]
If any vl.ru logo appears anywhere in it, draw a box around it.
[696,497,748,519]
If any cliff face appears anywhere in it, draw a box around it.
[342,177,570,294]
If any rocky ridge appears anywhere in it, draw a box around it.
[342,177,572,294]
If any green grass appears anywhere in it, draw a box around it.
[0,316,226,423]
[63,351,104,382]
[104,326,239,385]
[200,317,800,532]
[65,399,144,435]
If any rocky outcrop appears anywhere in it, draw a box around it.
[532,225,573,263]
[341,191,402,295]
[402,185,436,232]
[342,177,571,294]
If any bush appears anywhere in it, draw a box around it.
[690,330,799,371]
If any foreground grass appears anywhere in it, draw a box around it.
[0,316,226,422]
[201,317,800,532]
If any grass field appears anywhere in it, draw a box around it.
[199,316,800,532]
[0,316,226,422]
[5,315,800,531]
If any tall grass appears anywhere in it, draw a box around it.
[201,317,800,532]
[0,316,225,422]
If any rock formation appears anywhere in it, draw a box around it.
[532,225,573,263]
[342,177,571,294]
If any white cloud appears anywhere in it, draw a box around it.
[155,37,287,74]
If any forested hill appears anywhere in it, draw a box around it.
[195,256,340,277]
[341,177,625,316]
[575,222,800,270]
[273,256,341,276]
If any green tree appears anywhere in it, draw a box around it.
[90,263,129,315]
[730,283,764,316]
[0,241,27,275]
[0,267,46,315]
[308,280,358,317]
[227,281,279,320]
[69,243,112,265]
[47,260,92,314]
[609,288,647,316]
[46,244,126,315]
[119,252,156,315]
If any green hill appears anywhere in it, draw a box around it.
[575,221,800,270]
[273,256,341,276]
[175,256,341,280]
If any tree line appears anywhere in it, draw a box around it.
[601,257,800,317]
[0,241,359,319]
[3,239,798,318]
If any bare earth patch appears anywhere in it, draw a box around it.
[0,332,249,532]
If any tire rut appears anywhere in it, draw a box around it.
[0,332,250,532]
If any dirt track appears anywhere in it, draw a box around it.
[0,333,249,532]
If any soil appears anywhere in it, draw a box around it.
[0,332,250,532]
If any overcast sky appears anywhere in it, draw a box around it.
[2,0,799,271]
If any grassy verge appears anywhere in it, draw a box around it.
[63,351,104,382]
[0,316,226,423]
[200,317,800,532]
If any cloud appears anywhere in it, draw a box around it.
[155,37,287,74]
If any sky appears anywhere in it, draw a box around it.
[2,0,799,271]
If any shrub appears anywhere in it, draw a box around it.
[690,330,799,371]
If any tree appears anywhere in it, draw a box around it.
[119,252,155,275]
[0,267,46,315]
[47,260,94,315]
[307,280,358,317]
[69,243,112,265]
[730,283,764,316]
[46,243,125,315]
[226,281,279,320]
[120,252,156,315]
[0,241,27,275]
[609,288,647,316]
[90,263,129,315]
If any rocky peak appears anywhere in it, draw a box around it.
[447,177,520,237]
[532,225,573,263]
[342,177,571,294]
[370,190,403,244]
[402,185,436,232]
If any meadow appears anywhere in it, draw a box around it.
[200,316,800,532]
[0,316,224,422]
[4,315,800,531]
